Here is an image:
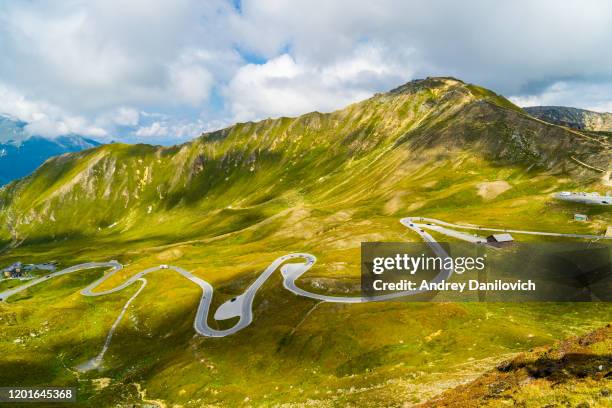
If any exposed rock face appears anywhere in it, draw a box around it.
[525,106,612,132]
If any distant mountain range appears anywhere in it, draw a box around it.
[0,114,100,185]
[525,106,612,132]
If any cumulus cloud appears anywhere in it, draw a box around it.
[510,80,612,113]
[225,43,410,121]
[230,0,612,95]
[0,84,107,137]
[131,117,228,145]
[0,0,238,141]
[112,108,141,127]
[168,50,217,106]
[1,0,612,144]
[0,0,236,109]
[222,0,612,124]
[135,122,168,138]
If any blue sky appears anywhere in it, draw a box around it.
[1,0,612,145]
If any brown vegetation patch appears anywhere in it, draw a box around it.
[418,325,612,408]
[476,180,512,200]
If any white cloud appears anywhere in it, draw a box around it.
[135,122,168,138]
[26,116,107,138]
[0,0,241,142]
[230,0,612,95]
[168,52,216,106]
[0,0,236,110]
[588,102,612,113]
[1,0,612,143]
[113,108,141,127]
[510,81,612,112]
[0,83,107,138]
[225,43,410,121]
[132,118,219,144]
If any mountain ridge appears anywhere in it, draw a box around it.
[0,77,609,246]
[525,105,612,132]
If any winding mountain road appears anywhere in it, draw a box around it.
[0,219,450,338]
[405,217,612,241]
[0,216,607,369]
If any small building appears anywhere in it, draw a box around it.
[0,262,24,278]
[486,233,514,247]
[574,213,588,221]
[606,226,612,238]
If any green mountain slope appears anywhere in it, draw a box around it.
[1,77,609,246]
[0,77,610,407]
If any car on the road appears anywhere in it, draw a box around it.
[160,265,169,269]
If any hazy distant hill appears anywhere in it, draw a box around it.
[0,115,100,185]
[525,105,612,131]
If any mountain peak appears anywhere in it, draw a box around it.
[380,76,523,116]
[388,76,465,95]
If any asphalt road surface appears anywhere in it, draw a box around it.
[406,217,612,241]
